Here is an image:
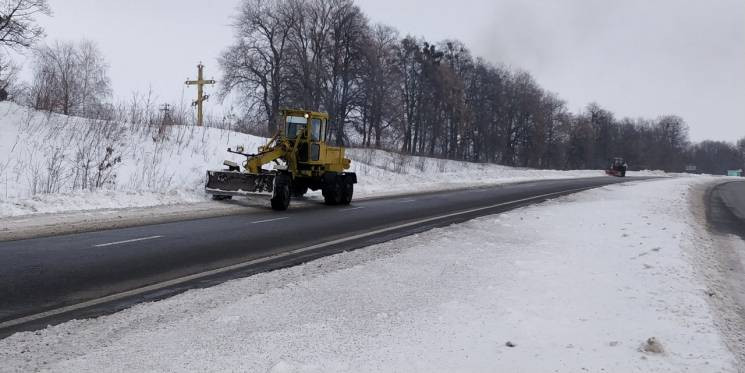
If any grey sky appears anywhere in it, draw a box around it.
[16,0,745,141]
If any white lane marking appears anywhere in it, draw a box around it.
[94,235,163,248]
[398,199,417,203]
[251,217,289,224]
[343,206,365,211]
[0,185,594,330]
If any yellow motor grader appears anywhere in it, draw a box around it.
[206,109,357,210]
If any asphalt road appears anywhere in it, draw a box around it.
[0,176,654,336]
[708,180,745,236]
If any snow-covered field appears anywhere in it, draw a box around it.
[1,177,738,372]
[0,102,644,218]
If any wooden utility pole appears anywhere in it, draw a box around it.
[155,103,172,141]
[159,103,172,126]
[185,63,216,126]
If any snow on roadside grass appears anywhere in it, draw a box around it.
[346,148,610,198]
[1,101,640,218]
[0,177,736,372]
[0,102,263,218]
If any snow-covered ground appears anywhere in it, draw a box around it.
[1,177,738,372]
[0,102,657,218]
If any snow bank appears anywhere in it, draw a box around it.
[0,102,264,217]
[1,102,634,218]
[0,177,736,372]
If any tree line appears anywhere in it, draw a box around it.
[2,0,743,174]
[219,0,744,174]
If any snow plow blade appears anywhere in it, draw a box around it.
[205,170,275,196]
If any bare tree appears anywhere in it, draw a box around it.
[285,0,333,110]
[0,50,21,101]
[358,23,400,147]
[654,115,689,171]
[29,39,112,117]
[220,0,296,135]
[322,0,367,146]
[0,0,50,49]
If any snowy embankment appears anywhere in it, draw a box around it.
[1,102,630,218]
[1,177,738,372]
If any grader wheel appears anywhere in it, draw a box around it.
[341,180,353,205]
[271,175,291,211]
[323,178,343,205]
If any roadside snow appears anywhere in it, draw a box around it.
[0,102,263,218]
[0,177,737,372]
[348,148,603,198]
[0,102,659,218]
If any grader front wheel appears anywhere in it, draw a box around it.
[271,176,291,211]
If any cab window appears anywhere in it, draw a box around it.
[311,119,322,141]
[285,116,307,139]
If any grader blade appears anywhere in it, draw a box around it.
[205,171,275,196]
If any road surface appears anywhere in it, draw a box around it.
[708,181,745,236]
[0,176,655,336]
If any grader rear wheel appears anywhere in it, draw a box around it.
[341,180,353,205]
[323,179,343,205]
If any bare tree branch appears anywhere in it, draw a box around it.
[0,0,51,50]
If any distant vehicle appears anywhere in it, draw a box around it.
[606,157,627,177]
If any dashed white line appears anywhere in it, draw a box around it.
[251,217,289,224]
[398,199,417,203]
[94,235,163,247]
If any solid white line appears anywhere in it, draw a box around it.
[94,235,163,247]
[0,185,593,330]
[250,217,289,224]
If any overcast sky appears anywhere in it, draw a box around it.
[15,0,745,141]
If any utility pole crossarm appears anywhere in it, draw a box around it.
[185,79,216,85]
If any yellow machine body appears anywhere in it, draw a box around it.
[205,109,357,210]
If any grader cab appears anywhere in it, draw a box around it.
[206,109,357,210]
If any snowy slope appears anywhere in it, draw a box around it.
[0,102,264,217]
[2,102,646,218]
[0,177,737,372]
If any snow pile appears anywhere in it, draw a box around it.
[0,177,736,372]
